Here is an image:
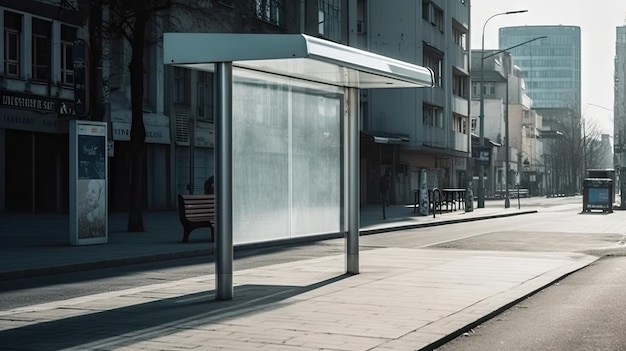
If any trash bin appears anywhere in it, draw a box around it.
[586,169,615,204]
[582,178,613,213]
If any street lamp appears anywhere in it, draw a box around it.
[478,9,527,208]
[481,36,547,208]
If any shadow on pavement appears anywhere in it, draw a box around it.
[0,274,352,351]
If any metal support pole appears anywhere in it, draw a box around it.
[478,40,486,208]
[346,87,359,274]
[478,10,528,209]
[504,72,510,208]
[215,62,233,300]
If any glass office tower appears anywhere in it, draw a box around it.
[499,25,581,113]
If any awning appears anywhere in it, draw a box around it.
[471,133,502,147]
[361,131,409,144]
[163,33,435,89]
[540,130,565,139]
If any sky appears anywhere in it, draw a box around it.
[470,0,626,136]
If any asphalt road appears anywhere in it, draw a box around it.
[434,256,626,351]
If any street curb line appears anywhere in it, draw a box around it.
[0,211,537,281]
[417,254,600,351]
[360,210,538,236]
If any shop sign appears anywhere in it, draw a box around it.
[0,90,78,116]
[472,146,491,166]
[0,107,68,133]
[111,121,170,144]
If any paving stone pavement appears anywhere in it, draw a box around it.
[0,196,611,350]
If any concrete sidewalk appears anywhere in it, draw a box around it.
[0,199,537,280]
[0,247,596,350]
[0,196,602,350]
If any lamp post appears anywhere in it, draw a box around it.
[480,35,546,208]
[478,9,527,208]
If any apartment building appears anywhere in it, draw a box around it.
[470,50,543,197]
[356,0,471,204]
[0,1,83,212]
[1,0,467,213]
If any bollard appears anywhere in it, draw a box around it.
[381,193,386,219]
[465,181,474,212]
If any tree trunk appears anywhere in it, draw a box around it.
[89,0,104,121]
[127,10,147,232]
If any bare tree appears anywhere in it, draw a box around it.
[101,1,172,231]
[77,0,301,232]
[583,119,612,171]
[549,111,613,195]
[545,107,583,196]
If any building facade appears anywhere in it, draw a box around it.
[356,0,471,204]
[1,0,469,214]
[499,25,581,113]
[500,25,582,195]
[470,50,543,197]
[0,1,84,213]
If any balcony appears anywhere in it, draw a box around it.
[421,126,468,153]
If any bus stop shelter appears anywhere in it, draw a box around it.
[163,33,434,300]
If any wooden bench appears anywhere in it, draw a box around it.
[493,188,530,198]
[177,194,216,243]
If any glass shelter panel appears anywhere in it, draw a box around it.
[291,91,342,236]
[232,69,343,245]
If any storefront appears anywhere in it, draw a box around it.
[109,114,172,211]
[0,90,78,213]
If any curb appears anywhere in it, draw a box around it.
[1,211,538,281]
[0,248,214,281]
[418,254,599,351]
[360,210,538,236]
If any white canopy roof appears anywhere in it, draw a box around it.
[163,33,434,89]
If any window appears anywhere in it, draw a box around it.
[422,0,430,21]
[453,114,464,133]
[319,0,342,42]
[432,5,444,33]
[423,45,443,87]
[356,0,367,34]
[143,45,152,110]
[60,0,79,10]
[423,104,443,128]
[60,25,76,85]
[471,82,495,96]
[422,1,443,33]
[32,18,51,81]
[4,12,22,77]
[453,72,468,98]
[174,67,189,104]
[197,71,213,122]
[452,21,467,51]
[254,0,283,26]
[471,117,477,132]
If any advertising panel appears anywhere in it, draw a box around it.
[472,146,491,166]
[70,120,108,245]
